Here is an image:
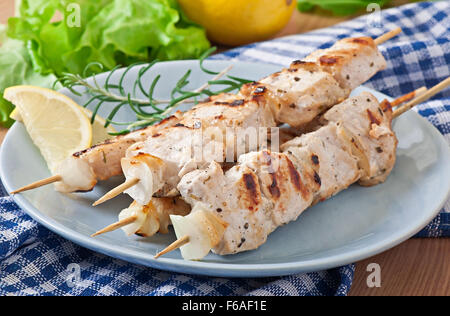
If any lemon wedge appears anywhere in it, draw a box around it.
[11,106,117,146]
[4,86,92,173]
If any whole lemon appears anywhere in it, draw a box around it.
[177,0,296,46]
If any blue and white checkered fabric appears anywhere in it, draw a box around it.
[0,1,449,296]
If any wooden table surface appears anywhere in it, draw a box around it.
[0,0,448,296]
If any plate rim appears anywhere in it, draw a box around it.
[1,60,450,278]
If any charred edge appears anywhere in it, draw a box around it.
[175,123,185,127]
[313,171,322,186]
[72,137,122,157]
[380,99,393,113]
[237,238,246,248]
[152,133,161,138]
[291,60,307,65]
[319,56,340,65]
[268,173,281,199]
[351,38,370,45]
[367,109,381,125]
[156,114,177,126]
[214,101,230,105]
[243,173,260,210]
[230,99,245,107]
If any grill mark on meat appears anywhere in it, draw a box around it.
[351,38,370,45]
[319,55,340,65]
[242,173,260,211]
[313,171,322,186]
[286,157,309,200]
[311,154,320,165]
[367,109,381,125]
[268,173,281,199]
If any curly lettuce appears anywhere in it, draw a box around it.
[0,25,58,127]
[7,0,211,76]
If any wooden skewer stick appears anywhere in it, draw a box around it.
[10,175,62,195]
[391,87,427,107]
[154,235,190,259]
[393,77,450,118]
[374,27,402,45]
[92,177,140,206]
[91,215,138,237]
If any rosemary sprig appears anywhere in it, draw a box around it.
[56,48,253,135]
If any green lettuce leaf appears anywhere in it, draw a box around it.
[0,25,59,127]
[8,0,211,76]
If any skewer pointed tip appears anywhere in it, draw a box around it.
[92,177,140,206]
[154,235,190,259]
[10,175,62,195]
[91,215,138,237]
[374,27,403,45]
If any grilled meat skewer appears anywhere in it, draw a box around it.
[91,87,425,240]
[11,29,401,197]
[105,35,392,206]
[154,78,449,260]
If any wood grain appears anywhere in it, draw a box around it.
[0,0,448,296]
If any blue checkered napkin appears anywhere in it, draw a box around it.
[212,0,450,238]
[0,1,449,296]
[0,197,354,296]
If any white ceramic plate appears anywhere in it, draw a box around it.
[1,60,450,277]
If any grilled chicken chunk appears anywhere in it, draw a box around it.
[304,37,387,91]
[122,93,276,205]
[118,198,190,237]
[240,62,346,128]
[54,112,183,192]
[176,92,397,257]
